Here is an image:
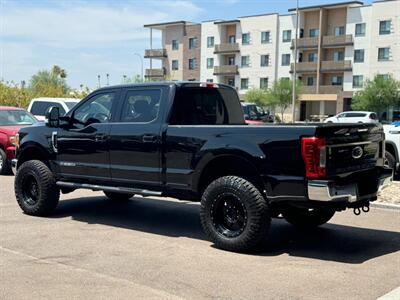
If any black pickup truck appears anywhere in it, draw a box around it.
[13,82,392,252]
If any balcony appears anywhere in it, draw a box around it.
[320,60,352,72]
[145,68,165,78]
[301,85,343,94]
[322,35,353,47]
[213,65,239,75]
[290,62,318,73]
[214,43,240,54]
[291,37,319,49]
[144,49,167,58]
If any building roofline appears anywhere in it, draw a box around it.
[238,12,278,19]
[288,1,363,12]
[144,20,198,29]
[214,19,240,25]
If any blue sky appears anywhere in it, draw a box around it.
[1,0,373,89]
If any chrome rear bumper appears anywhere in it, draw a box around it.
[308,171,393,202]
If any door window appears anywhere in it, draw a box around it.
[120,89,161,123]
[72,92,116,128]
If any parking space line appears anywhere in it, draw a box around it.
[377,286,400,300]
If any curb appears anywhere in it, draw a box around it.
[371,202,400,211]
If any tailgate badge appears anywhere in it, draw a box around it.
[352,146,363,159]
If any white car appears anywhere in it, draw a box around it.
[27,97,80,121]
[384,124,400,173]
[324,111,379,124]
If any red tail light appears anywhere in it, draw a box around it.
[301,137,326,178]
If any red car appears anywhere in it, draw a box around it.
[0,106,37,174]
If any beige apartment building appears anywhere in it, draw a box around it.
[144,21,201,81]
[144,0,400,121]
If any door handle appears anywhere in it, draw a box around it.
[142,135,157,143]
[95,134,107,142]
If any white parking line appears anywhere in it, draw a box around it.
[377,286,400,300]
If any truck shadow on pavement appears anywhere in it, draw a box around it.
[52,195,400,264]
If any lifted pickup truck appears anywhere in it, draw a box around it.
[13,82,392,252]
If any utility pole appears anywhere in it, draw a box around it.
[97,75,101,88]
[106,73,109,86]
[123,74,127,83]
[291,0,299,123]
[134,53,144,82]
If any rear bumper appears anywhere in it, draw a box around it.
[308,168,393,202]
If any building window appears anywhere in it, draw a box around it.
[355,23,366,37]
[307,77,315,86]
[281,54,290,66]
[334,26,345,36]
[260,54,269,67]
[260,78,268,89]
[354,49,365,63]
[331,76,343,86]
[171,60,179,70]
[379,20,391,35]
[241,78,249,90]
[207,36,214,48]
[228,35,236,43]
[353,75,363,88]
[242,33,251,45]
[188,58,197,70]
[282,30,291,42]
[377,74,390,81]
[378,47,390,61]
[309,28,319,38]
[227,78,235,86]
[241,55,250,67]
[228,56,235,65]
[308,53,318,62]
[206,58,214,69]
[333,51,344,62]
[206,79,213,83]
[261,31,270,43]
[172,40,179,51]
[189,37,197,49]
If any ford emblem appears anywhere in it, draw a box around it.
[352,146,363,159]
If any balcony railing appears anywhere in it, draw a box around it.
[301,85,343,94]
[145,68,165,78]
[214,43,240,54]
[290,62,318,73]
[291,37,319,49]
[144,49,167,58]
[213,65,239,75]
[322,35,353,47]
[320,60,352,72]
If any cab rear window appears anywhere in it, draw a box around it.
[30,101,65,116]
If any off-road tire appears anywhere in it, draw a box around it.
[282,207,335,228]
[15,160,60,216]
[385,151,396,170]
[0,148,11,175]
[104,191,134,201]
[200,176,270,252]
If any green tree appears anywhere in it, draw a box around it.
[244,88,270,107]
[352,75,400,115]
[29,65,70,97]
[266,78,302,123]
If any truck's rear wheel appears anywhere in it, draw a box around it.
[104,191,134,201]
[15,160,60,216]
[200,176,270,252]
[0,148,11,175]
[282,207,335,228]
[384,151,396,169]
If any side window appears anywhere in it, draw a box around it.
[120,89,161,123]
[73,92,115,128]
[31,101,65,116]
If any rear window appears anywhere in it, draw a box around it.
[369,113,377,119]
[169,87,244,125]
[66,101,79,110]
[30,101,66,116]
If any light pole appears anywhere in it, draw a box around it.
[134,53,144,82]
[291,0,299,123]
[97,74,101,88]
[106,73,109,86]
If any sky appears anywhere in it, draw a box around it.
[0,0,373,89]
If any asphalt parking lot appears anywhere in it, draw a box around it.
[1,174,399,300]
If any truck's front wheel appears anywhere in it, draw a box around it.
[282,207,335,228]
[200,176,270,252]
[15,160,60,216]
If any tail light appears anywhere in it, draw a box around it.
[301,137,326,178]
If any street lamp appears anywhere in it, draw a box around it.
[291,0,299,123]
[134,52,144,82]
[97,74,101,88]
[106,73,109,86]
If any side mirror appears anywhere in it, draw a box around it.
[45,106,60,128]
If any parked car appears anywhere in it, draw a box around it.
[13,82,392,252]
[324,111,379,124]
[383,124,400,173]
[27,97,80,121]
[0,106,37,174]
[241,102,274,123]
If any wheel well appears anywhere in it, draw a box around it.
[197,155,264,194]
[18,147,49,169]
[385,142,398,161]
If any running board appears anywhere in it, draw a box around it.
[56,181,162,196]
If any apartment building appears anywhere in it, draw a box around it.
[144,0,399,121]
[144,21,201,81]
